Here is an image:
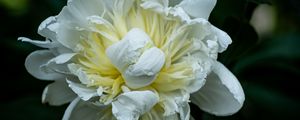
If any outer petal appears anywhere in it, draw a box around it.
[18,37,55,48]
[25,50,64,80]
[63,98,114,120]
[178,0,217,19]
[184,52,214,93]
[56,24,88,50]
[59,0,106,26]
[40,53,76,75]
[211,25,232,52]
[38,16,59,40]
[56,0,106,50]
[42,80,77,106]
[112,91,159,120]
[191,61,245,116]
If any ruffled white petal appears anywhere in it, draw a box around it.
[42,80,76,106]
[38,16,59,40]
[178,0,217,19]
[106,28,165,89]
[106,28,152,72]
[183,52,214,93]
[112,91,159,120]
[211,25,232,52]
[179,102,190,120]
[63,98,113,120]
[191,61,245,116]
[25,50,64,80]
[160,90,190,118]
[124,47,165,89]
[67,80,98,101]
[56,0,108,50]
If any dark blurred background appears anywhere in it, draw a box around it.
[0,0,299,119]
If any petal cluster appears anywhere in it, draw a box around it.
[20,0,245,119]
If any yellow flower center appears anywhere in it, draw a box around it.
[73,2,195,104]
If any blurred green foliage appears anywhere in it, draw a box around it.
[0,0,299,120]
[0,0,29,15]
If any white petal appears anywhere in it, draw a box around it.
[178,0,217,19]
[106,28,165,89]
[110,0,135,16]
[106,28,153,72]
[57,0,106,50]
[42,80,76,106]
[191,61,245,116]
[67,63,91,84]
[18,37,55,48]
[169,7,191,22]
[211,25,232,52]
[67,80,97,101]
[124,47,165,89]
[140,106,165,120]
[59,0,105,26]
[38,16,59,40]
[184,52,213,93]
[56,24,88,50]
[47,53,76,64]
[179,102,190,120]
[63,98,112,120]
[141,0,169,14]
[112,91,159,120]
[18,37,59,48]
[160,90,189,116]
[41,53,76,75]
[25,50,64,80]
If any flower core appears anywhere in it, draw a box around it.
[71,2,196,104]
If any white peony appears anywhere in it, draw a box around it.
[19,0,245,120]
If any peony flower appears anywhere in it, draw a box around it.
[19,0,245,119]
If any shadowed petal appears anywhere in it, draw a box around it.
[25,50,64,80]
[42,80,77,106]
[63,98,113,120]
[191,61,245,116]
